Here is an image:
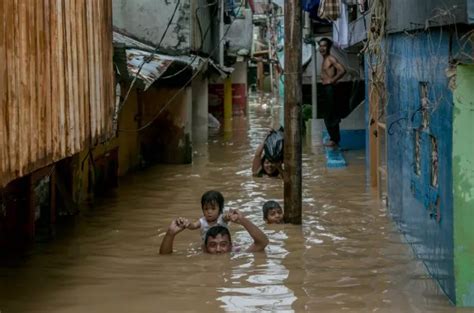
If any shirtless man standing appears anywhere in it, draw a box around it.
[318,38,346,147]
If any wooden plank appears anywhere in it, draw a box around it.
[50,0,60,160]
[9,0,20,175]
[70,0,80,153]
[29,0,38,169]
[75,0,85,149]
[19,0,29,176]
[0,0,8,182]
[57,0,66,158]
[86,1,96,145]
[106,0,114,137]
[93,1,102,143]
[36,0,46,162]
[44,0,53,160]
[81,0,90,146]
[63,0,73,155]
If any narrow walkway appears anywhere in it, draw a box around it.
[0,95,459,313]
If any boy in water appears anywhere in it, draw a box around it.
[185,190,230,241]
[262,200,284,224]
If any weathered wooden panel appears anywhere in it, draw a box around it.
[0,0,114,187]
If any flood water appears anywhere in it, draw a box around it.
[0,95,471,313]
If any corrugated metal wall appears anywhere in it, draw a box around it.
[0,0,114,187]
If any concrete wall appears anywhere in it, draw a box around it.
[385,30,455,302]
[117,88,141,176]
[113,0,192,55]
[140,86,193,164]
[453,64,474,307]
[387,0,468,33]
[192,73,209,143]
[191,0,218,55]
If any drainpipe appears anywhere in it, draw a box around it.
[224,76,233,133]
[222,0,232,133]
[220,0,225,66]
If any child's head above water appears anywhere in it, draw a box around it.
[201,190,224,222]
[262,200,283,224]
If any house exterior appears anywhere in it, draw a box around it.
[347,0,474,306]
[0,1,114,247]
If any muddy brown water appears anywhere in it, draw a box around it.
[0,96,471,313]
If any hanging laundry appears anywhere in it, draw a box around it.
[318,0,341,21]
[333,1,349,48]
[358,0,368,13]
[225,0,235,16]
[303,0,321,12]
[305,0,331,25]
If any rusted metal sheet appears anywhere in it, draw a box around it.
[113,31,207,90]
[0,0,114,188]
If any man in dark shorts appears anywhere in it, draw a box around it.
[318,37,346,147]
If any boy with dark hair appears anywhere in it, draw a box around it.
[262,200,284,224]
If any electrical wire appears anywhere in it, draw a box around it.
[119,2,245,133]
[158,1,219,81]
[117,0,182,115]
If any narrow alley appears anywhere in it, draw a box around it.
[0,97,463,313]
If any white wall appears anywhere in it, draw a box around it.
[113,0,191,54]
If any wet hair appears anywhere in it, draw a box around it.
[318,37,333,51]
[260,155,280,177]
[201,190,224,213]
[204,225,232,247]
[262,200,282,220]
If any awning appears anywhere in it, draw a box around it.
[113,31,232,90]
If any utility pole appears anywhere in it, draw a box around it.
[283,0,302,224]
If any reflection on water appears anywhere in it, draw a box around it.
[0,93,468,313]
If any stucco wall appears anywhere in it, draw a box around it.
[387,0,468,33]
[113,0,192,55]
[385,30,455,301]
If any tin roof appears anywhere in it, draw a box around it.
[113,31,232,90]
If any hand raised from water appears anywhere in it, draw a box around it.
[227,209,245,225]
[167,217,188,235]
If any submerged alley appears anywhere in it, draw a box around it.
[0,99,464,312]
[1,0,474,312]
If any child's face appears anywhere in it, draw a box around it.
[202,202,220,223]
[263,159,278,175]
[265,207,283,224]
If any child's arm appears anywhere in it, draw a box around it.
[251,142,265,176]
[185,219,201,230]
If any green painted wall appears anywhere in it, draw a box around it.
[453,64,474,307]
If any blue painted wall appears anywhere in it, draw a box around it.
[385,30,455,301]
